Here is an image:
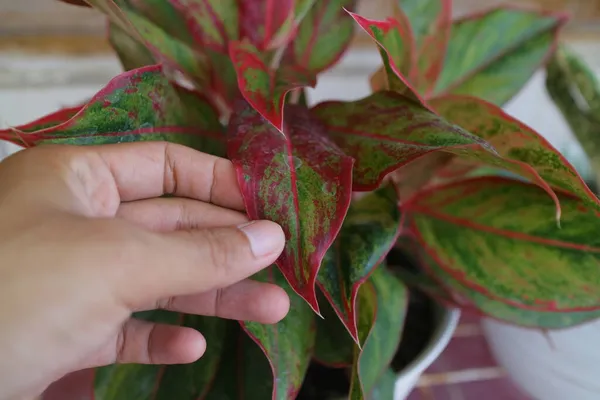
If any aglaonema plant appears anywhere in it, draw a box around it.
[6,0,600,399]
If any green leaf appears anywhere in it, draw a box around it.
[405,176,600,315]
[286,0,357,73]
[430,95,600,212]
[16,66,225,156]
[318,183,402,342]
[227,99,354,312]
[546,44,600,181]
[370,368,397,400]
[433,7,567,105]
[311,91,561,219]
[108,22,156,71]
[349,12,425,106]
[313,290,355,367]
[122,8,211,89]
[128,0,197,47]
[242,267,316,399]
[349,266,408,399]
[398,0,451,95]
[229,39,315,130]
[201,320,274,399]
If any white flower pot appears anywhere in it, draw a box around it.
[394,306,461,400]
[482,318,600,399]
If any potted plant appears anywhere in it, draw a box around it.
[471,43,600,400]
[6,1,600,399]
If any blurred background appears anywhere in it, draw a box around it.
[2,1,600,399]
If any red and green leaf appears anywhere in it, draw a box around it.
[269,0,318,50]
[9,66,225,156]
[432,7,567,105]
[94,312,226,399]
[169,0,238,53]
[405,176,600,314]
[430,95,600,211]
[397,0,451,96]
[229,39,315,131]
[318,183,402,342]
[242,267,316,399]
[365,11,416,91]
[227,99,354,312]
[419,248,600,329]
[285,0,357,74]
[349,266,408,399]
[128,0,197,47]
[311,91,561,219]
[349,12,425,106]
[0,105,82,144]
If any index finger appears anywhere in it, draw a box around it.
[93,142,244,210]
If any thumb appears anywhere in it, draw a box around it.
[124,220,286,305]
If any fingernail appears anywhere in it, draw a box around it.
[238,220,284,258]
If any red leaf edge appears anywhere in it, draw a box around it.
[432,93,600,210]
[403,175,600,313]
[346,9,432,111]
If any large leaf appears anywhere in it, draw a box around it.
[369,368,397,400]
[433,7,567,105]
[430,95,600,212]
[397,0,451,96]
[318,183,402,342]
[349,12,426,106]
[546,44,600,181]
[285,0,357,74]
[419,248,600,329]
[229,39,315,130]
[311,91,561,219]
[349,266,408,399]
[94,312,226,399]
[227,99,354,312]
[10,66,225,156]
[405,176,600,314]
[242,267,316,399]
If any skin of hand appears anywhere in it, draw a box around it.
[0,142,289,400]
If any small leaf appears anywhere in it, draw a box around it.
[0,105,82,145]
[15,66,225,156]
[405,176,600,314]
[285,0,357,73]
[128,0,197,47]
[242,267,316,399]
[430,95,600,211]
[311,91,561,219]
[227,99,354,312]
[108,22,156,71]
[169,0,238,53]
[433,7,567,105]
[229,39,315,130]
[318,183,402,342]
[349,12,425,106]
[349,266,408,399]
[398,0,451,96]
[546,44,600,182]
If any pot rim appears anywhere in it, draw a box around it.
[395,305,461,379]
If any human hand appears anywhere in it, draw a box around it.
[0,142,288,400]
